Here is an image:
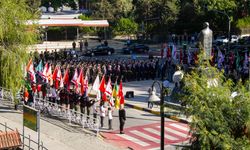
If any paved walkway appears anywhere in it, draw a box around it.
[0,105,123,150]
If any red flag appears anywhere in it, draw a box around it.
[99,75,106,93]
[71,69,78,90]
[118,80,124,105]
[41,63,48,78]
[26,59,36,83]
[78,69,85,95]
[55,66,62,89]
[71,69,78,84]
[63,68,69,84]
[167,47,171,58]
[52,66,58,81]
[105,77,112,96]
[102,92,107,101]
[63,68,70,91]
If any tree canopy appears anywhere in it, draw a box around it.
[114,17,138,35]
[0,0,38,99]
[179,59,250,149]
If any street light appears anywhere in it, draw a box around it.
[149,81,165,150]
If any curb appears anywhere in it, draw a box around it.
[125,103,189,124]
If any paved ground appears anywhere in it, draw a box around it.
[102,121,191,150]
[29,39,161,53]
[0,105,122,150]
[122,80,189,121]
[99,80,191,150]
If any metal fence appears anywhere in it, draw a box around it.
[33,98,99,135]
[0,87,14,102]
[0,122,48,150]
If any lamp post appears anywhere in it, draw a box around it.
[150,81,165,150]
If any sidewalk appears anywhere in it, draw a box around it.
[123,80,191,123]
[0,104,122,150]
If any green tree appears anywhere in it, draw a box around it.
[179,59,250,149]
[0,0,38,102]
[114,17,138,36]
[194,0,237,12]
[26,0,41,14]
[134,0,179,40]
[91,0,133,20]
[91,0,115,20]
[113,0,133,18]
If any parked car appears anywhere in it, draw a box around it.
[85,45,115,56]
[122,43,149,54]
[230,35,239,43]
[239,36,250,45]
[213,36,228,43]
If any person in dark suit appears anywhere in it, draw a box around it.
[119,104,126,134]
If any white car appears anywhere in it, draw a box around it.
[214,36,228,43]
[230,35,239,43]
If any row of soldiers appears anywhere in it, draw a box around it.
[34,57,164,84]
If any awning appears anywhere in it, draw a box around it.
[0,130,22,149]
[27,19,109,27]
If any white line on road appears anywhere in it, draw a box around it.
[130,130,160,143]
[157,126,189,138]
[148,145,177,150]
[117,133,150,147]
[169,123,190,132]
[144,128,179,141]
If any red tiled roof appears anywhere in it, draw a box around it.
[0,130,22,149]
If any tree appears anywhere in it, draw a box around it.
[0,0,38,103]
[91,0,133,20]
[26,0,41,14]
[113,0,133,18]
[194,0,237,12]
[133,0,179,40]
[114,18,138,36]
[92,0,115,20]
[179,59,250,149]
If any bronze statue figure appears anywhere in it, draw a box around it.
[198,22,213,60]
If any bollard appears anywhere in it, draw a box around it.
[28,135,31,150]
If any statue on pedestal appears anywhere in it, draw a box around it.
[198,22,213,60]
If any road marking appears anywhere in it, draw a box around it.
[130,130,160,143]
[144,128,179,141]
[169,123,190,132]
[117,133,150,147]
[149,145,176,150]
[156,126,189,138]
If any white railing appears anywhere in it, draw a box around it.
[0,87,14,103]
[0,86,99,135]
[33,98,99,135]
